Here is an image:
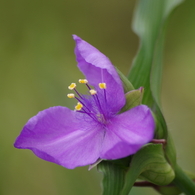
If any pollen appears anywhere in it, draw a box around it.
[79,79,88,84]
[99,83,106,89]
[89,89,97,95]
[67,93,75,98]
[68,83,76,90]
[75,102,83,111]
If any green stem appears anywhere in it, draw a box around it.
[173,164,195,195]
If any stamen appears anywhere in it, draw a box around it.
[67,93,75,98]
[79,79,88,84]
[99,83,106,89]
[68,83,76,90]
[98,83,107,115]
[75,102,83,111]
[89,89,97,95]
[68,80,107,123]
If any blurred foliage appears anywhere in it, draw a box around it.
[0,0,195,194]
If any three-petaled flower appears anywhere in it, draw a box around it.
[14,35,155,169]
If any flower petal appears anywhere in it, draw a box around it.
[110,105,155,144]
[73,35,125,113]
[73,35,121,86]
[14,106,104,169]
[100,105,155,159]
[100,129,142,160]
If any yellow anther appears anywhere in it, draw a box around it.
[99,83,106,89]
[75,102,83,111]
[79,79,88,84]
[89,89,97,95]
[67,93,75,98]
[68,83,76,90]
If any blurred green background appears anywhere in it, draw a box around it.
[1,0,195,194]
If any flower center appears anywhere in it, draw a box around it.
[67,79,108,124]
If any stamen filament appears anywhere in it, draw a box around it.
[92,93,105,118]
[74,97,92,114]
[103,88,107,105]
[74,88,83,99]
[78,109,98,122]
[86,83,91,90]
[75,97,85,106]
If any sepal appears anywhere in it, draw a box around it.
[120,87,144,113]
[121,144,175,195]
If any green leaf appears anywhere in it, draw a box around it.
[128,0,183,170]
[121,144,175,195]
[97,158,130,195]
[128,0,183,135]
[128,0,184,107]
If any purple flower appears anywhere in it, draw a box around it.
[14,35,155,169]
